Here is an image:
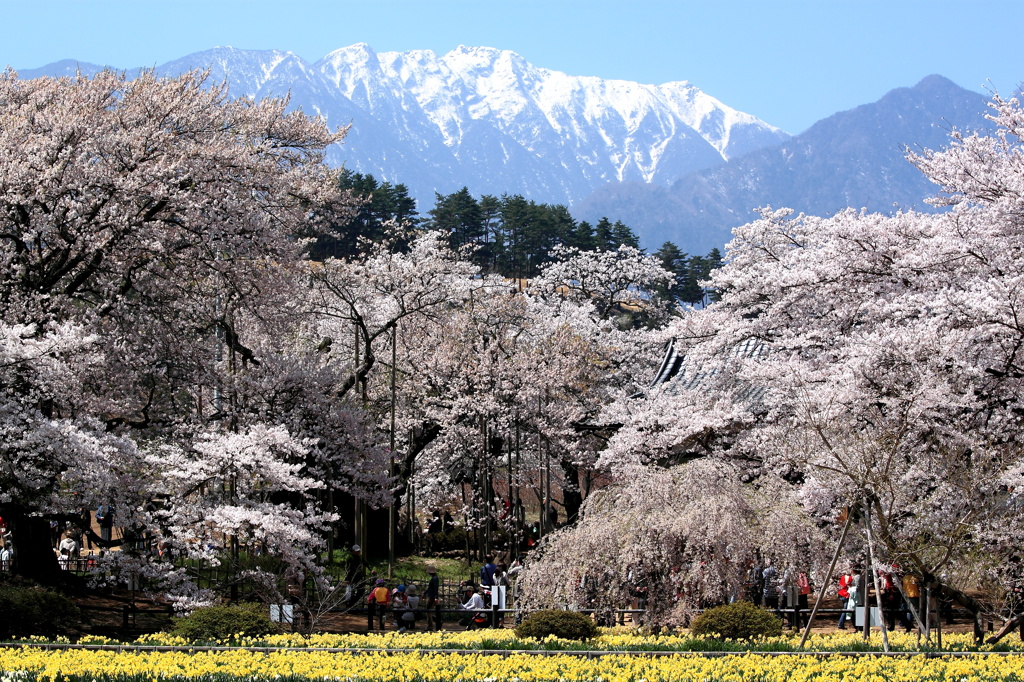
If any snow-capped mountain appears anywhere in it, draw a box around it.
[17,45,789,208]
[575,75,995,254]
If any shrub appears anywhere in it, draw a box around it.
[171,602,279,642]
[515,609,599,641]
[0,584,81,639]
[689,601,783,640]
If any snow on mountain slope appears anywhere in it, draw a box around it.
[18,44,790,209]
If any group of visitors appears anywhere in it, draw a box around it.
[48,505,116,571]
[835,563,927,632]
[456,554,519,627]
[743,558,939,632]
[744,559,813,627]
[0,516,10,569]
[365,563,441,632]
[57,531,83,569]
[478,554,517,589]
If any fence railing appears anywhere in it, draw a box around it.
[1,558,972,636]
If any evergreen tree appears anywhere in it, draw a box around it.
[686,247,724,307]
[308,170,419,260]
[703,247,724,303]
[495,194,527,278]
[594,217,615,251]
[611,220,640,249]
[568,220,597,252]
[655,241,695,303]
[479,194,501,271]
[533,203,578,270]
[429,187,485,260]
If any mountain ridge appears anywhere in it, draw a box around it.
[14,45,789,211]
[574,74,996,253]
[13,51,999,254]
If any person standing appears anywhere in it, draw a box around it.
[902,572,920,632]
[424,565,441,631]
[96,504,115,543]
[879,565,901,631]
[492,565,511,625]
[762,560,780,612]
[399,584,419,631]
[851,564,866,628]
[367,578,390,631]
[480,555,497,587]
[58,532,79,571]
[390,584,407,629]
[782,566,800,628]
[345,544,367,607]
[837,568,854,629]
[745,559,764,606]
[797,569,812,628]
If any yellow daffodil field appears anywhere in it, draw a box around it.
[4,631,1024,682]
[2,646,1024,682]
[116,628,1024,653]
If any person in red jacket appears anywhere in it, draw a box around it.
[837,569,854,629]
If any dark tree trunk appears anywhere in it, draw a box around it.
[931,580,986,644]
[987,613,1024,644]
[559,457,584,526]
[4,507,61,584]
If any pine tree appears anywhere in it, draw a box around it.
[479,194,501,271]
[429,187,485,259]
[611,220,640,249]
[309,171,419,260]
[594,217,615,251]
[497,194,535,278]
[654,241,690,302]
[569,220,597,252]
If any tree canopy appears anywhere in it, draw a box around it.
[544,93,1024,626]
[0,67,356,603]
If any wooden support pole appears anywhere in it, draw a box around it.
[799,509,854,648]
[891,569,926,635]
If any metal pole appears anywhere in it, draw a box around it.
[861,564,870,641]
[507,425,513,540]
[482,415,490,557]
[514,419,521,559]
[924,582,932,643]
[388,324,397,579]
[544,434,551,534]
[799,510,854,648]
[537,395,544,537]
[541,393,551,536]
[408,428,415,547]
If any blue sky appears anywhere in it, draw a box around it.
[5,0,1020,133]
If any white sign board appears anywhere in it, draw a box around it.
[270,604,294,624]
[492,585,507,610]
[854,606,882,627]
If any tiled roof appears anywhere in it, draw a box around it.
[649,336,770,406]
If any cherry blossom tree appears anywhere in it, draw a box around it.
[532,244,674,324]
[397,288,622,532]
[304,237,665,558]
[516,459,827,625]
[586,92,1024,635]
[0,66,358,600]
